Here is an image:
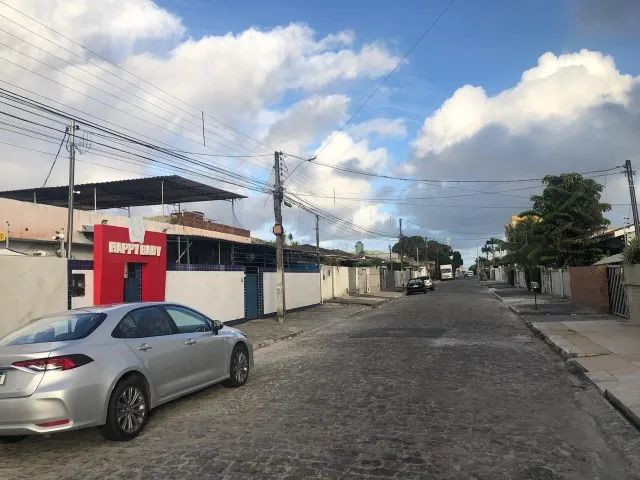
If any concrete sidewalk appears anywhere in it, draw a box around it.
[325,290,404,306]
[489,281,640,429]
[532,319,640,427]
[233,303,366,349]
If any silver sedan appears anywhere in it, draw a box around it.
[0,302,253,441]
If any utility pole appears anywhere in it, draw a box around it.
[399,218,404,287]
[316,214,321,304]
[65,120,76,259]
[625,160,640,239]
[273,151,286,323]
[4,221,9,249]
[315,214,320,265]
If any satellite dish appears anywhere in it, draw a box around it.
[129,217,146,244]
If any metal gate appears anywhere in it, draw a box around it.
[607,266,629,317]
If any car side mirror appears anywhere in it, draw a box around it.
[211,320,224,334]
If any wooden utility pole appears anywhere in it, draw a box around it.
[66,120,76,259]
[273,151,286,322]
[625,160,640,239]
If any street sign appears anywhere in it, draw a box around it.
[272,223,284,235]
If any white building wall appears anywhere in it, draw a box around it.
[263,272,277,315]
[263,271,321,314]
[332,267,350,297]
[285,272,321,310]
[368,267,381,293]
[0,257,68,337]
[165,271,245,322]
[71,269,94,309]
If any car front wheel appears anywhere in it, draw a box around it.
[224,344,250,388]
[100,376,149,441]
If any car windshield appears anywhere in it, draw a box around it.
[0,312,106,346]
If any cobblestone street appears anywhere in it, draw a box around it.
[3,280,640,479]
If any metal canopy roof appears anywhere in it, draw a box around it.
[0,175,246,210]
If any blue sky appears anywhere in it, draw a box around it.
[156,0,640,260]
[2,0,639,266]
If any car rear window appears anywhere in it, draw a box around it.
[408,279,423,285]
[0,312,106,346]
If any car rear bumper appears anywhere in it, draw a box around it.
[0,385,104,436]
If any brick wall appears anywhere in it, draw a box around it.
[569,265,610,313]
[169,211,250,238]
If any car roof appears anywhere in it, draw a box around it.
[72,301,177,314]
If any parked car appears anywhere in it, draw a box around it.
[406,278,427,295]
[0,302,253,442]
[418,276,435,291]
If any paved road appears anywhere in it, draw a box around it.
[3,280,640,479]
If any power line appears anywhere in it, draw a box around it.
[0,52,272,169]
[0,35,272,166]
[316,0,456,155]
[297,158,623,184]
[0,1,275,155]
[0,89,275,194]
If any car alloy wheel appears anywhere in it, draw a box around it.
[233,350,249,384]
[224,345,250,388]
[116,386,147,434]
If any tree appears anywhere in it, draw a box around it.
[392,236,427,261]
[452,251,463,272]
[524,173,610,268]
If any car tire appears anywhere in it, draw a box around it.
[223,344,250,388]
[100,375,149,442]
[0,436,26,443]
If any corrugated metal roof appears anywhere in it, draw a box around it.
[0,175,245,210]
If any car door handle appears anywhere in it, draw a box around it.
[136,343,152,351]
[184,339,196,346]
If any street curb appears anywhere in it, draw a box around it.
[496,288,640,431]
[254,331,304,350]
[252,296,400,350]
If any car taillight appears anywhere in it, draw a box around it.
[13,354,93,372]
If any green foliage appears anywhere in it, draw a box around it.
[391,236,452,264]
[525,173,610,268]
[504,216,544,268]
[452,251,463,271]
[623,237,640,264]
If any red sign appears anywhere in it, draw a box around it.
[93,224,167,305]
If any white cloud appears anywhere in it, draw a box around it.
[349,118,406,139]
[3,0,184,59]
[0,0,403,248]
[262,95,349,155]
[413,50,636,156]
[123,24,398,123]
[407,49,640,266]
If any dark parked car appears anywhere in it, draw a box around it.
[406,278,427,295]
[418,276,435,291]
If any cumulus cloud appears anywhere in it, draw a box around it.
[349,118,406,139]
[408,49,640,264]
[0,0,402,248]
[262,95,349,155]
[414,50,635,157]
[2,0,185,59]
